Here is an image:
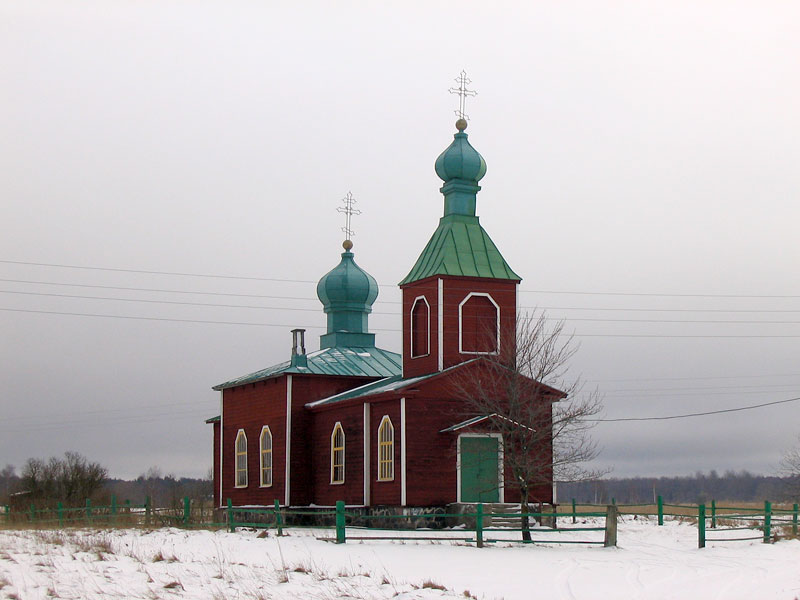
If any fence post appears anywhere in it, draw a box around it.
[710,499,716,528]
[335,501,346,544]
[274,499,283,536]
[183,496,190,527]
[763,501,771,543]
[657,495,663,526]
[475,503,484,548]
[145,496,151,526]
[698,504,706,549]
[227,498,234,533]
[86,499,92,524]
[571,498,576,524]
[57,502,64,528]
[111,494,117,524]
[793,503,798,537]
[604,504,618,547]
[30,503,36,523]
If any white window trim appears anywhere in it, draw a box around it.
[377,415,395,482]
[259,425,273,488]
[456,432,504,504]
[234,429,248,489]
[458,292,501,355]
[409,295,431,358]
[330,422,345,485]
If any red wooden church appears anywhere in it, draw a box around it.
[208,118,558,510]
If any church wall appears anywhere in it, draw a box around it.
[400,278,439,378]
[440,277,518,371]
[221,378,287,507]
[368,398,402,506]
[311,403,365,506]
[404,394,462,506]
[290,375,375,506]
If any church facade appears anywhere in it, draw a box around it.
[208,118,559,509]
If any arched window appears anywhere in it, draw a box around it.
[331,422,345,484]
[410,296,430,357]
[234,429,248,488]
[459,293,499,354]
[259,426,273,487]
[377,416,394,481]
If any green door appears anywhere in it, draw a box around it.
[460,436,500,502]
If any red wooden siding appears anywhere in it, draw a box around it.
[400,280,439,378]
[311,403,365,505]
[401,276,517,378]
[220,378,287,507]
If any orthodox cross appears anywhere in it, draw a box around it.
[448,70,477,121]
[337,191,361,240]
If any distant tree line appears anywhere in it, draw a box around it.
[1,455,211,509]
[559,470,791,505]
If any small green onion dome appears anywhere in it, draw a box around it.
[316,240,379,314]
[434,119,487,184]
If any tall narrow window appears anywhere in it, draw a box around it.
[259,426,273,487]
[235,429,248,488]
[377,416,394,481]
[459,293,499,354]
[410,296,430,357]
[331,423,345,484]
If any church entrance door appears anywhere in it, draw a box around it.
[459,435,501,503]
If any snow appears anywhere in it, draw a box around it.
[1,517,800,599]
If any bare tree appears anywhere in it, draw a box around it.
[20,451,107,507]
[779,437,800,498]
[452,311,605,540]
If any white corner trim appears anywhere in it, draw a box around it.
[218,390,223,507]
[437,278,444,371]
[400,397,407,506]
[458,292,501,355]
[409,295,431,358]
[456,432,504,503]
[363,403,371,506]
[285,375,292,506]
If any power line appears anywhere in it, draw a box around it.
[589,396,800,422]
[3,259,800,299]
[5,289,800,325]
[8,278,800,314]
[5,306,800,337]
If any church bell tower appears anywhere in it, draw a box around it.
[399,115,520,378]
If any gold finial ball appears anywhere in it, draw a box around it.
[342,239,353,251]
[455,118,468,131]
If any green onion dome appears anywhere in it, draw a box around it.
[434,119,487,184]
[317,240,378,312]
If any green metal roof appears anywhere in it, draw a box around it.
[399,214,521,285]
[306,358,481,409]
[212,346,401,391]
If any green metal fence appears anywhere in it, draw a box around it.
[223,499,618,548]
[565,497,800,548]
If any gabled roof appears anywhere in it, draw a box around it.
[306,356,567,410]
[212,346,401,391]
[399,214,521,285]
[306,359,480,409]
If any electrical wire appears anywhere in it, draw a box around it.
[3,259,800,299]
[589,396,800,422]
[4,289,800,325]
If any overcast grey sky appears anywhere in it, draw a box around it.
[2,1,799,480]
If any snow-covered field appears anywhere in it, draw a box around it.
[1,517,799,600]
